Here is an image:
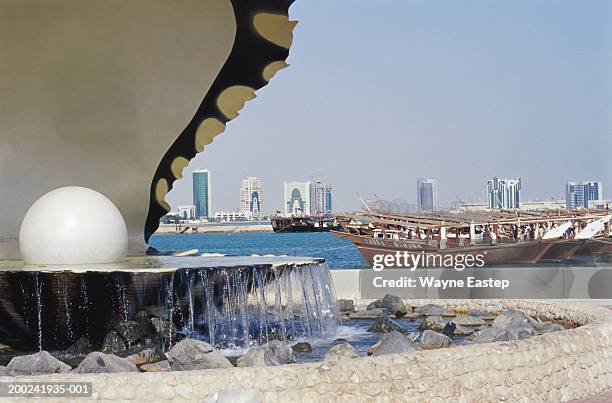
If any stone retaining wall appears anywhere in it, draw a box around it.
[2,299,612,402]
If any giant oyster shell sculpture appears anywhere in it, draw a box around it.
[0,0,296,258]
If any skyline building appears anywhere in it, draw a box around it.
[240,176,264,218]
[566,181,603,209]
[177,173,606,215]
[487,177,521,209]
[310,178,333,216]
[177,205,195,220]
[417,178,439,212]
[284,181,311,216]
[193,169,211,219]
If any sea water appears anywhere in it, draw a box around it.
[149,232,368,269]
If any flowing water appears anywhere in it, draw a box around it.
[0,260,340,352]
[172,262,340,349]
[34,273,43,352]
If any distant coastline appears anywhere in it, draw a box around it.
[156,222,273,234]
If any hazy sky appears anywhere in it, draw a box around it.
[167,0,612,214]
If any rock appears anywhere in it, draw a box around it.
[468,309,493,316]
[366,308,391,316]
[262,340,294,364]
[4,351,71,376]
[66,337,93,355]
[117,345,166,366]
[441,322,456,337]
[489,309,537,341]
[226,355,241,367]
[496,325,534,341]
[367,315,406,334]
[54,353,86,369]
[0,343,12,352]
[421,330,453,349]
[115,320,142,347]
[536,323,565,334]
[145,306,171,319]
[236,349,274,367]
[419,315,448,331]
[337,299,355,313]
[366,294,408,317]
[468,310,497,321]
[368,331,420,356]
[324,342,359,361]
[167,339,232,370]
[101,330,127,354]
[413,304,455,317]
[472,322,535,343]
[236,340,295,367]
[453,325,474,336]
[73,352,138,373]
[348,309,385,320]
[473,327,499,343]
[210,389,262,403]
[452,315,486,326]
[407,332,420,343]
[492,309,536,332]
[139,360,172,372]
[292,341,312,353]
[150,317,177,337]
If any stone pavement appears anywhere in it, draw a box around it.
[569,306,612,402]
[570,390,612,402]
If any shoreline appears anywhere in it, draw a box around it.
[155,223,273,234]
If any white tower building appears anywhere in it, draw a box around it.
[310,178,333,216]
[284,181,311,217]
[240,177,264,218]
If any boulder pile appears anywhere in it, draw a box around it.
[0,296,568,376]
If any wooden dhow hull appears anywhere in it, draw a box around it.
[332,230,560,267]
[539,239,584,262]
[582,237,612,255]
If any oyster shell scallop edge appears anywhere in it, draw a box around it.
[0,0,297,259]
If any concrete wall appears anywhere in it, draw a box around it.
[3,299,612,402]
[330,270,362,299]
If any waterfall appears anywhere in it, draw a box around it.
[116,274,129,322]
[79,276,89,335]
[34,273,43,351]
[8,261,339,352]
[59,277,75,342]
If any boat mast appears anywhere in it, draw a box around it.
[358,194,373,214]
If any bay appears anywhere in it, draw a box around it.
[149,232,368,269]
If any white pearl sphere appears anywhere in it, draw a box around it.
[19,186,128,265]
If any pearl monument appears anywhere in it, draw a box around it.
[0,0,341,357]
[19,187,128,265]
